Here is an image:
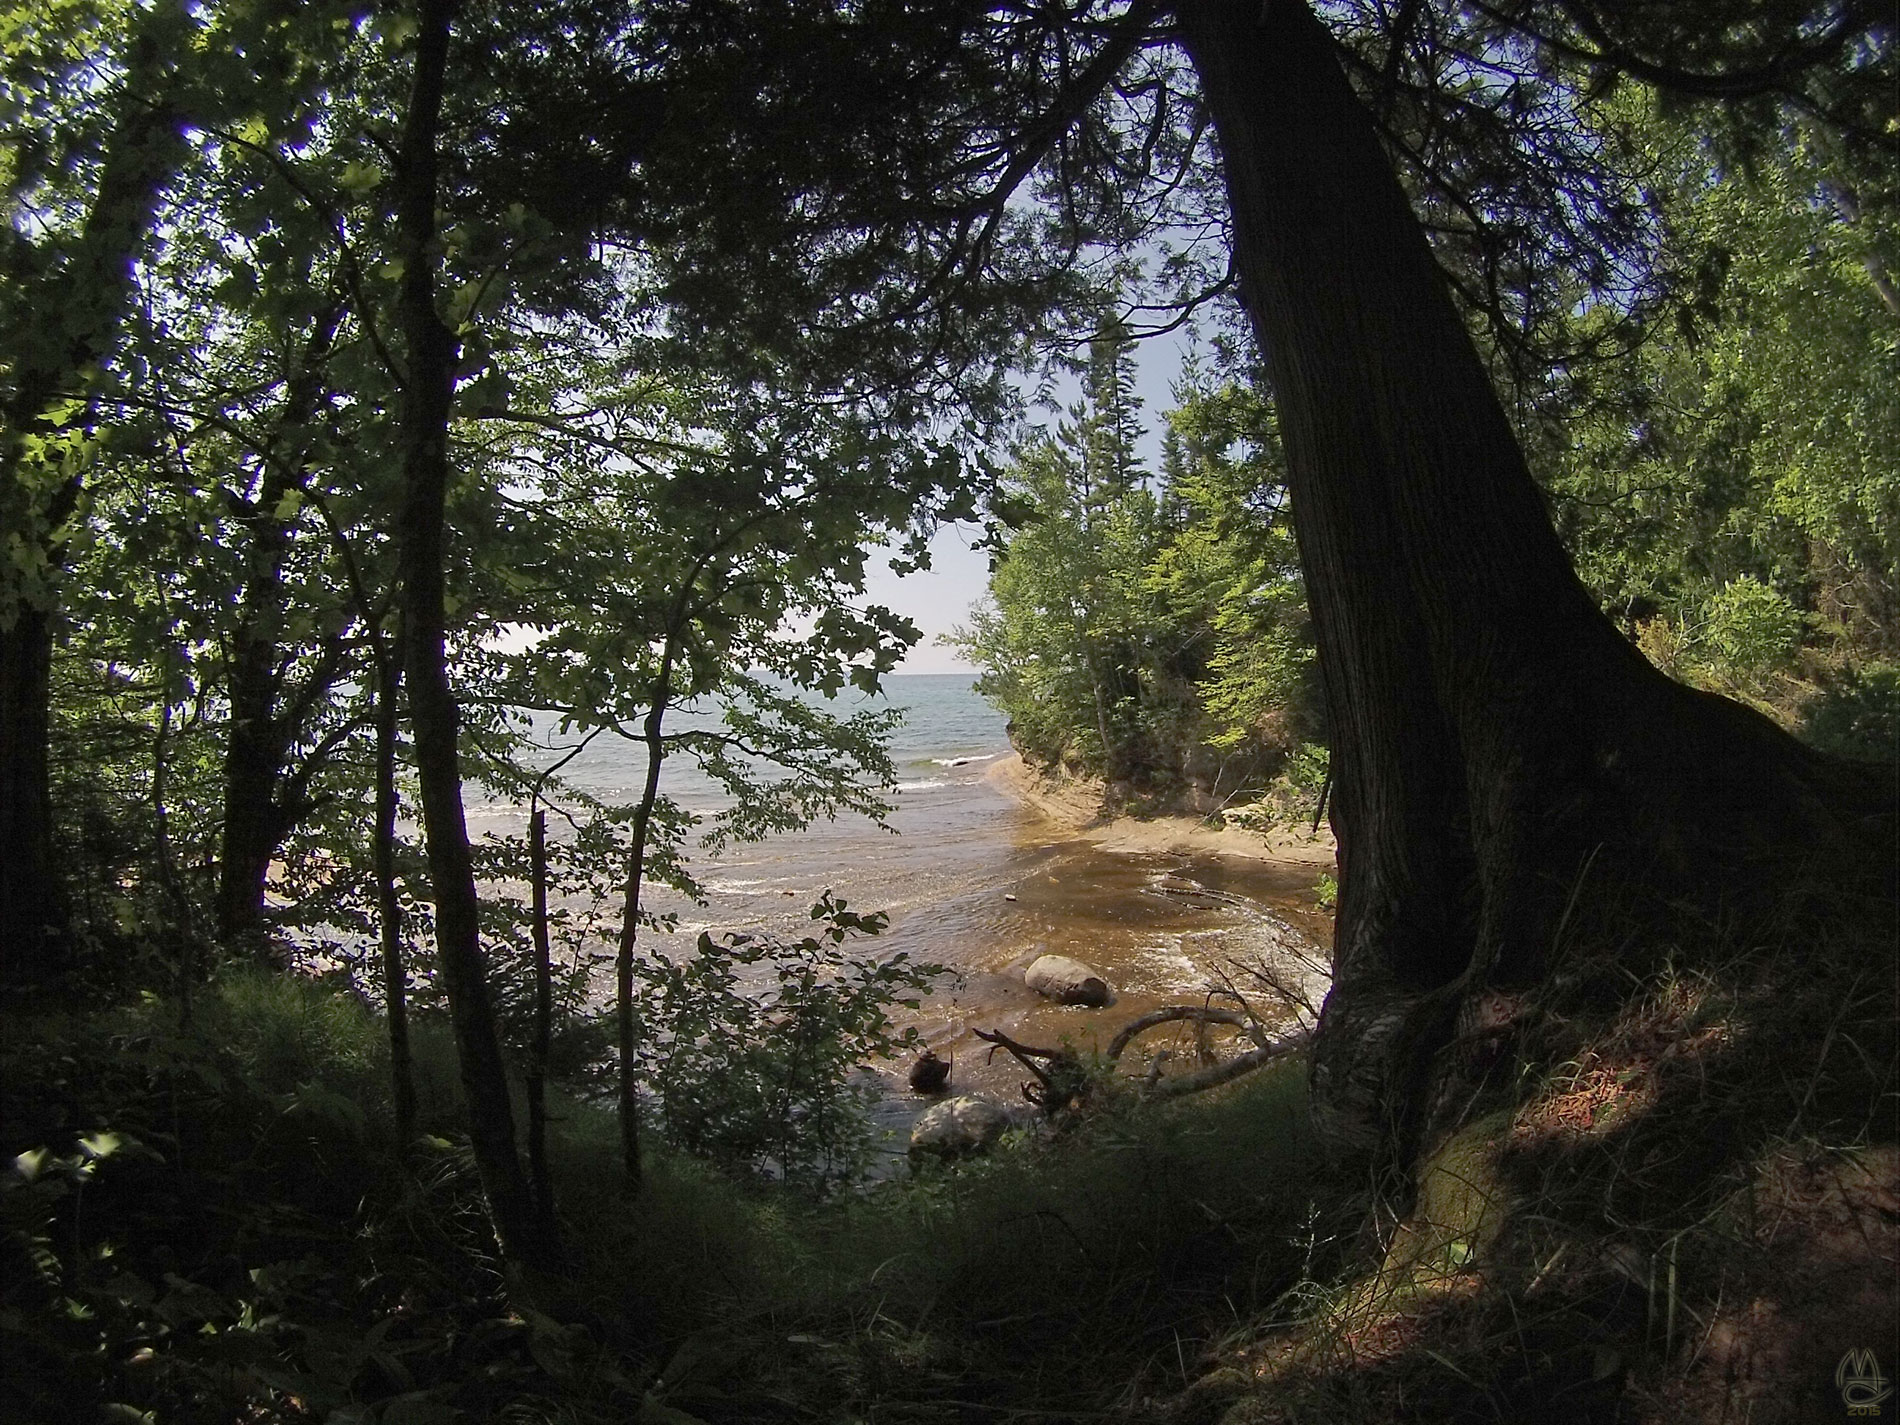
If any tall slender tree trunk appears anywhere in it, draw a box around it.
[215,309,344,950]
[615,674,673,1190]
[375,641,416,1151]
[526,807,556,1236]
[392,0,544,1267]
[1176,0,1888,1164]
[0,8,193,982]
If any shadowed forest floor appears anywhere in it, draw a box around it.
[4,863,1892,1425]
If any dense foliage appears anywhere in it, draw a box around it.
[964,103,1897,796]
[635,896,939,1191]
[958,330,1317,808]
[1538,105,1898,743]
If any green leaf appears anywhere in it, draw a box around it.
[337,159,384,194]
[12,1147,48,1180]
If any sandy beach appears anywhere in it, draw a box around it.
[984,752,1338,874]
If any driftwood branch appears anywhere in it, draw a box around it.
[1142,1031,1311,1099]
[973,1027,1088,1113]
[974,1026,1065,1067]
[1105,1006,1252,1061]
[974,1011,1314,1107]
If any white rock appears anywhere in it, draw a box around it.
[1024,953,1113,1007]
[909,1095,1013,1159]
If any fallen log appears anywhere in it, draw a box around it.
[1141,1031,1311,1099]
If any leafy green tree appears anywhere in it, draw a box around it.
[962,348,1312,807]
[475,335,969,1186]
[385,0,547,1267]
[1542,112,1898,696]
[960,325,1170,783]
[1,0,375,979]
[1147,375,1314,763]
[2,0,201,977]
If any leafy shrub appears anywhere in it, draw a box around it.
[1248,741,1330,828]
[1633,615,1687,675]
[1314,872,1338,911]
[1798,663,1900,762]
[1696,575,1803,680]
[636,894,941,1191]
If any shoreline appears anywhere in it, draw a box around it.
[983,752,1338,873]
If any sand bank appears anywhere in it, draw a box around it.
[984,753,1337,871]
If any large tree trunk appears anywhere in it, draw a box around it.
[0,9,193,982]
[214,310,344,949]
[393,0,546,1268]
[1176,0,1889,1165]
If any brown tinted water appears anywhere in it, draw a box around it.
[475,678,1334,1153]
[622,763,1334,1146]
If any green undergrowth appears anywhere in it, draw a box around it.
[605,1062,1325,1422]
[11,889,1888,1425]
[1193,892,1898,1425]
[1,969,1332,1424]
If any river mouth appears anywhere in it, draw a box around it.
[870,826,1333,1119]
[638,770,1335,1163]
[476,683,1336,1163]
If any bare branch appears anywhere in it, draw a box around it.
[1142,1030,1311,1100]
[1105,1005,1252,1061]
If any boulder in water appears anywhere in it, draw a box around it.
[908,1048,952,1094]
[909,1095,1012,1160]
[1024,953,1113,1007]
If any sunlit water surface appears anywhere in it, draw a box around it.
[465,674,1332,1162]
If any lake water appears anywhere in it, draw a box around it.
[467,674,1331,1119]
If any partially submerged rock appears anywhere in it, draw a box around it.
[1024,953,1113,1007]
[907,1048,951,1094]
[908,1095,1013,1160]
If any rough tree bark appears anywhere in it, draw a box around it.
[1175,0,1889,1166]
[0,7,193,980]
[215,306,347,950]
[392,0,545,1267]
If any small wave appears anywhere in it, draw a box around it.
[930,754,999,768]
[896,778,949,793]
[700,877,782,893]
